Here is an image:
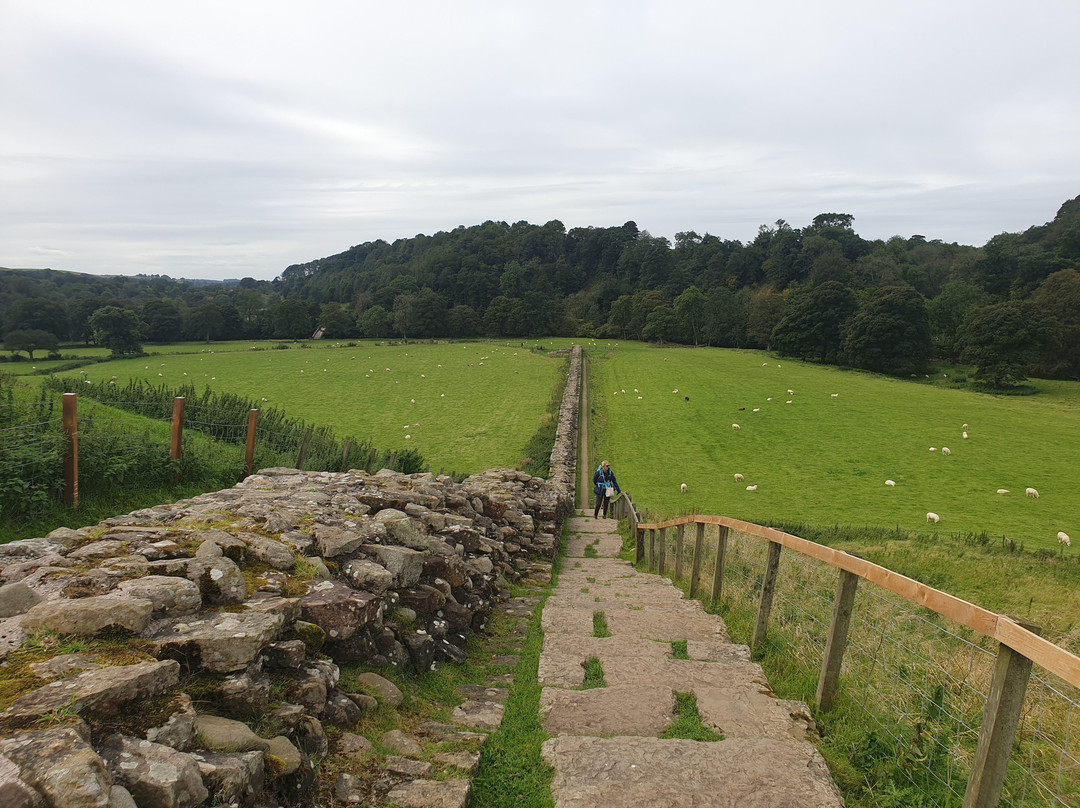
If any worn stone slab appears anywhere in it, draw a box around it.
[693,687,821,742]
[565,534,623,557]
[152,611,284,673]
[385,778,470,808]
[541,735,844,808]
[450,699,504,730]
[540,686,674,736]
[564,516,618,534]
[604,609,729,642]
[598,657,767,689]
[539,636,670,687]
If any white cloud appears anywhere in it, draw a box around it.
[2,0,1079,279]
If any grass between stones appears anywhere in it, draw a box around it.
[592,611,611,638]
[658,692,723,742]
[580,658,606,690]
[670,640,689,660]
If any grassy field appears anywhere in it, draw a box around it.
[587,341,1080,552]
[57,340,572,476]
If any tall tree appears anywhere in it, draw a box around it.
[87,306,145,357]
[3,329,59,360]
[959,301,1060,387]
[840,286,932,376]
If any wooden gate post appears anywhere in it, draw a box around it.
[816,568,860,712]
[636,527,645,564]
[62,393,78,506]
[296,427,313,469]
[963,620,1042,808]
[689,521,705,598]
[170,397,185,482]
[648,529,656,572]
[752,540,782,649]
[243,409,258,479]
[674,523,685,582]
[711,526,729,603]
[658,527,668,576]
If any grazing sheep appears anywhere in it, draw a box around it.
[997,489,1010,494]
[1059,532,1071,546]
[680,483,687,493]
[927,512,940,523]
[787,389,795,396]
[831,393,839,399]
[962,423,969,429]
[1026,488,1040,498]
[963,431,968,439]
[929,447,937,452]
[732,423,741,430]
[941,447,951,455]
[753,408,760,412]
[885,480,896,486]
[746,485,758,491]
[734,473,744,482]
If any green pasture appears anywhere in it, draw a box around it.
[587,342,1080,552]
[67,341,572,475]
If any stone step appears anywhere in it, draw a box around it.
[541,735,843,808]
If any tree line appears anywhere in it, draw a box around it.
[3,196,1079,387]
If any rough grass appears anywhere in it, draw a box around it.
[590,341,1080,551]
[658,692,723,742]
[61,340,569,476]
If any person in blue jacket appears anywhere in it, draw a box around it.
[592,460,621,518]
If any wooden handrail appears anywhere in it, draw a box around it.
[637,513,1080,689]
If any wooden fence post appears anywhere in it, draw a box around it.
[170,397,185,483]
[816,568,860,712]
[296,427,313,469]
[243,409,258,480]
[648,529,656,572]
[711,526,729,603]
[341,439,352,469]
[674,523,685,582]
[636,527,645,564]
[963,620,1042,808]
[658,527,667,576]
[689,521,705,598]
[752,540,782,649]
[62,393,78,506]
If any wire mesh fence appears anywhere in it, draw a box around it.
[643,519,1080,807]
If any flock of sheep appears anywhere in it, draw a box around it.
[668,371,1071,550]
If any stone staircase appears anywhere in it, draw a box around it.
[538,513,844,807]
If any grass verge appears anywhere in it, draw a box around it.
[658,692,723,741]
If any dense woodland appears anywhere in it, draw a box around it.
[3,196,1080,386]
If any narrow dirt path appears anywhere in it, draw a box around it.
[538,514,844,807]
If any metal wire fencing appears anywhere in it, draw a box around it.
[644,519,1080,807]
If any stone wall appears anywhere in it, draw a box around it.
[0,350,581,808]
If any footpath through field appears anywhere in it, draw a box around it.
[538,512,844,807]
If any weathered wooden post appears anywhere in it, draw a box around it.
[674,523,685,582]
[752,540,782,649]
[816,567,860,712]
[711,525,729,603]
[689,521,705,598]
[341,438,352,469]
[296,427,313,469]
[62,393,78,506]
[243,409,258,479]
[170,397,185,483]
[648,529,656,572]
[636,527,645,564]
[963,620,1042,808]
[658,527,668,576]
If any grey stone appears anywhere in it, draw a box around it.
[385,778,471,808]
[336,732,374,759]
[145,694,197,751]
[362,544,424,588]
[380,729,424,756]
[433,751,480,774]
[20,595,153,636]
[193,715,270,753]
[108,785,137,808]
[264,735,303,775]
[315,523,382,558]
[0,582,42,618]
[28,653,99,679]
[242,534,294,570]
[116,575,201,616]
[1,660,180,729]
[386,756,434,777]
[152,610,284,673]
[374,509,439,551]
[356,672,403,706]
[100,734,208,808]
[0,725,112,808]
[341,558,394,594]
[299,581,381,641]
[192,750,264,808]
[0,753,44,808]
[186,557,245,605]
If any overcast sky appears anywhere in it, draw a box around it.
[2,1,1079,281]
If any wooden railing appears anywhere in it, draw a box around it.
[635,512,1080,808]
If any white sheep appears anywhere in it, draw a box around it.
[962,423,969,430]
[734,473,744,482]
[732,424,741,431]
[941,447,951,456]
[680,483,687,493]
[746,485,758,492]
[787,389,795,396]
[752,408,760,412]
[963,431,968,439]
[831,393,839,399]
[997,489,1010,494]
[1026,487,1040,498]
[929,447,937,452]
[885,480,896,486]
[1058,531,1071,546]
[927,512,940,523]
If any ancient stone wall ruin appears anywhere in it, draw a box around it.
[0,345,582,808]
